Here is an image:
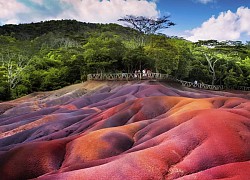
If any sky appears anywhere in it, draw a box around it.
[0,0,250,42]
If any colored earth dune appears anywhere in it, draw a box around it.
[0,81,250,180]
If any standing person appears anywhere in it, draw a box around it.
[134,70,138,78]
[146,69,152,78]
[138,69,141,79]
[142,69,146,77]
[194,80,198,85]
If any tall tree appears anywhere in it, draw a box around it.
[169,38,193,79]
[83,33,125,73]
[0,52,31,89]
[118,15,175,46]
[122,47,152,73]
[118,15,175,34]
[144,35,179,74]
[193,45,244,86]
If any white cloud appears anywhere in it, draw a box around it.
[0,0,29,24]
[237,7,250,36]
[0,0,159,25]
[186,7,250,42]
[59,0,159,23]
[196,0,214,4]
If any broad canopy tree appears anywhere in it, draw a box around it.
[118,15,175,35]
[83,33,125,73]
[118,15,175,46]
[118,15,177,74]
[144,35,179,74]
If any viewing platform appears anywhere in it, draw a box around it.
[87,73,250,91]
[87,73,169,81]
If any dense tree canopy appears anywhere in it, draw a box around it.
[0,20,249,101]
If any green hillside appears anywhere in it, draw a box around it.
[0,20,249,101]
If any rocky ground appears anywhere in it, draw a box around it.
[0,80,249,179]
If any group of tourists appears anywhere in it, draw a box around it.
[134,69,153,78]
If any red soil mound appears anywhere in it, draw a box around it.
[0,81,249,179]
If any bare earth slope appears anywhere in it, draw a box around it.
[0,81,249,180]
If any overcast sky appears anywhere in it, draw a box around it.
[0,0,250,42]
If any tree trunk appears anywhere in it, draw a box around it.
[204,53,218,85]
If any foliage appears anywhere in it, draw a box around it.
[83,32,125,73]
[145,35,179,74]
[123,47,152,73]
[0,20,249,101]
[192,41,249,86]
[169,38,193,79]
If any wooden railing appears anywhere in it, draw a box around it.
[87,73,250,91]
[87,73,169,81]
[177,80,250,91]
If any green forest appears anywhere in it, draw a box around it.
[0,20,250,101]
